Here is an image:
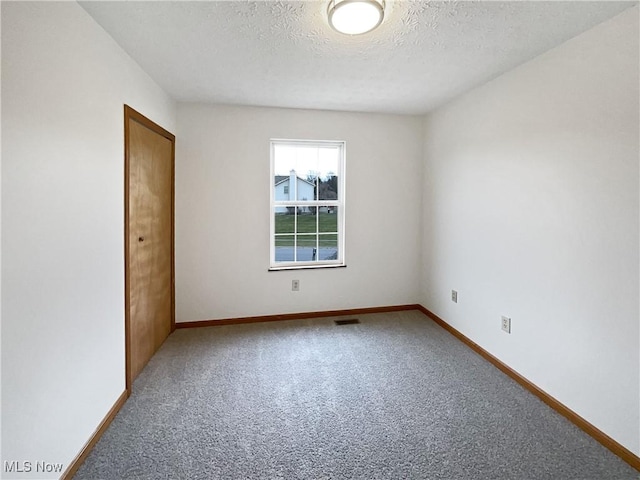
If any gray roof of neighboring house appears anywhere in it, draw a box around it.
[274,175,315,187]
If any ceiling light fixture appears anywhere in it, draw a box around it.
[328,0,385,35]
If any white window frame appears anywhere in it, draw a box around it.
[269,139,346,270]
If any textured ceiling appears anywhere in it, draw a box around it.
[79,1,636,115]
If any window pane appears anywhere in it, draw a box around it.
[274,163,291,201]
[296,234,316,247]
[296,176,315,201]
[274,210,295,234]
[295,234,316,262]
[275,234,294,247]
[274,235,294,262]
[293,246,314,261]
[300,171,317,202]
[317,174,338,201]
[317,147,340,200]
[293,147,317,194]
[318,234,338,260]
[273,144,303,178]
[319,207,338,233]
[319,233,337,246]
[274,144,317,202]
[296,208,317,234]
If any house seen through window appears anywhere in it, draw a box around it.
[270,139,345,269]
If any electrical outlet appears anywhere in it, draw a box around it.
[501,316,511,334]
[451,290,458,303]
[292,280,300,291]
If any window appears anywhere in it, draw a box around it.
[270,139,345,269]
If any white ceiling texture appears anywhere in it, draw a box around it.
[80,1,636,115]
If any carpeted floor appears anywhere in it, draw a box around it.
[74,310,639,479]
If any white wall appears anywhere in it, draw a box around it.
[1,2,175,478]
[422,6,639,455]
[176,104,423,322]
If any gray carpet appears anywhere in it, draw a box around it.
[74,311,639,479]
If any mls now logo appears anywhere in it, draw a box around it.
[4,460,64,474]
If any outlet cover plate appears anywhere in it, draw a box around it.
[501,316,511,334]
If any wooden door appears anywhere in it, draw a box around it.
[124,105,175,390]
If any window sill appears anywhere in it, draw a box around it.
[268,263,346,271]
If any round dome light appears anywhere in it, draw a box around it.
[328,0,385,35]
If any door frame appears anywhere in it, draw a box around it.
[124,105,176,393]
